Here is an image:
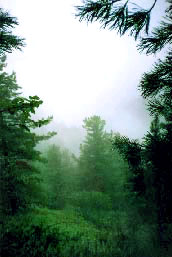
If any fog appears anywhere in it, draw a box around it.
[2,3,172,254]
[1,0,168,141]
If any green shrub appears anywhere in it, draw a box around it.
[1,206,162,257]
[67,191,113,210]
[1,207,115,257]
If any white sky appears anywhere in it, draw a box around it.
[0,0,168,139]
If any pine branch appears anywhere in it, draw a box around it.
[0,33,25,54]
[0,8,18,30]
[139,52,172,98]
[0,8,25,54]
[138,20,172,54]
[75,0,158,39]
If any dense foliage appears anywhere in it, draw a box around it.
[0,55,56,216]
[1,2,172,257]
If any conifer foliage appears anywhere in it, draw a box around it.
[79,115,127,195]
[76,0,172,251]
[0,8,55,216]
[79,116,108,192]
[0,8,25,55]
[76,0,172,53]
[0,56,55,216]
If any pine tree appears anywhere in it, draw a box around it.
[142,120,172,245]
[79,115,127,195]
[139,48,172,246]
[0,56,55,216]
[79,116,107,192]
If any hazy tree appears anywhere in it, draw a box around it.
[43,145,64,209]
[40,144,78,209]
[79,115,127,197]
[79,116,109,192]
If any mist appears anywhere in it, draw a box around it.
[1,0,172,256]
[1,0,168,143]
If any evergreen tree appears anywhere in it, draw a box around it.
[79,116,108,191]
[142,121,172,246]
[139,48,172,246]
[79,115,127,195]
[0,56,55,216]
[40,144,78,209]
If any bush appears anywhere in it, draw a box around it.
[1,206,162,257]
[1,207,115,257]
[67,191,113,210]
